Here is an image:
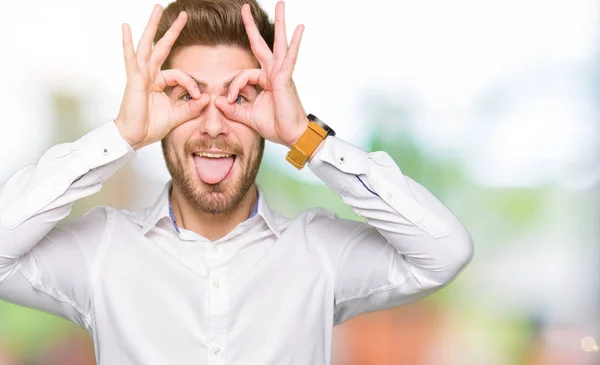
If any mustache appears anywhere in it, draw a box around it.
[183,138,244,157]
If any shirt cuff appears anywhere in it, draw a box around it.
[0,120,135,230]
[308,136,448,239]
[74,120,135,172]
[308,136,369,193]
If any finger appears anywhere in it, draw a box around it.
[150,11,188,70]
[280,25,304,78]
[173,94,210,126]
[241,4,273,67]
[215,96,253,126]
[227,69,262,103]
[273,1,288,66]
[161,69,201,98]
[136,4,163,62]
[122,23,140,77]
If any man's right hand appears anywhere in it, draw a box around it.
[115,5,209,151]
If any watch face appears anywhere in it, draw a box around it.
[308,114,336,137]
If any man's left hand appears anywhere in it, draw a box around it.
[215,1,308,149]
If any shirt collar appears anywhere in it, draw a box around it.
[140,181,280,237]
[255,185,281,237]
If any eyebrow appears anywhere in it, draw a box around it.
[168,75,258,95]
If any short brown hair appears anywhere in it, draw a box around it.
[155,0,275,69]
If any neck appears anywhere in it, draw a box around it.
[170,184,258,242]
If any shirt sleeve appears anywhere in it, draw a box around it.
[0,120,135,328]
[307,136,474,325]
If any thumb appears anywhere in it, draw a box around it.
[215,96,253,127]
[173,94,210,126]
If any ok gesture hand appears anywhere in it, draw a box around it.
[115,5,210,150]
[215,1,309,149]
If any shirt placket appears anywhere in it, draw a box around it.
[206,246,229,365]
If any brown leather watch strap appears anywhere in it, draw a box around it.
[286,121,328,169]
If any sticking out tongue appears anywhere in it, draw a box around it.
[193,155,235,185]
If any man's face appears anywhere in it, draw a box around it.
[162,45,264,215]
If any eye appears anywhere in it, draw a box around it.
[235,95,248,104]
[181,93,192,102]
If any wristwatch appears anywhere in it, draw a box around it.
[286,114,336,169]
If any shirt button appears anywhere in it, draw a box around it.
[212,281,220,289]
[339,156,345,164]
[102,148,108,155]
[212,347,221,355]
[385,192,393,202]
[212,245,218,253]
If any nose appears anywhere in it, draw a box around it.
[199,95,228,138]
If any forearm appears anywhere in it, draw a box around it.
[308,136,473,288]
[0,120,134,279]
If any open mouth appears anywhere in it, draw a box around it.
[192,152,237,185]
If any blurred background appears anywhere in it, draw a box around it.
[0,0,599,364]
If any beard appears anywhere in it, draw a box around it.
[162,136,264,215]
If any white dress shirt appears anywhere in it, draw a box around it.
[0,120,473,365]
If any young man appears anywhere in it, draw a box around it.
[0,1,473,364]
